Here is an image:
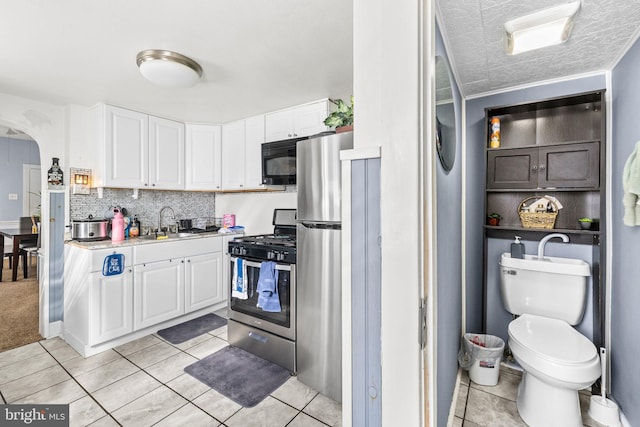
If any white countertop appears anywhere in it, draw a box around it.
[66,230,244,250]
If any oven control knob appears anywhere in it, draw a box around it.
[241,248,247,256]
[267,251,275,260]
[276,252,285,261]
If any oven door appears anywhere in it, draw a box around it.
[229,257,295,340]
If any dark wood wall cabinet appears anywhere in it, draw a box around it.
[484,90,606,241]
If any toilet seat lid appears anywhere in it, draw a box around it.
[509,314,597,365]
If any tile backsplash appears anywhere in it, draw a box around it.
[70,188,216,231]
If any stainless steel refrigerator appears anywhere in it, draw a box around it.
[296,131,353,403]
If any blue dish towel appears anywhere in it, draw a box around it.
[256,261,281,312]
[231,258,247,300]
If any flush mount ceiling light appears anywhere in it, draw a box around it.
[136,50,203,88]
[504,1,581,55]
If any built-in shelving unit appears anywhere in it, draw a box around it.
[483,90,606,349]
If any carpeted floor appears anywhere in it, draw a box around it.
[0,258,41,352]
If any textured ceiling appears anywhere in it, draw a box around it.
[437,0,640,97]
[0,0,353,124]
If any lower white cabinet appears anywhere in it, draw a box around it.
[185,252,224,312]
[64,234,233,356]
[134,259,185,330]
[90,268,134,345]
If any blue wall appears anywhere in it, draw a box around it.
[0,137,40,221]
[465,75,606,340]
[611,35,640,426]
[435,22,463,427]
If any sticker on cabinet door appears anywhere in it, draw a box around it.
[102,254,125,276]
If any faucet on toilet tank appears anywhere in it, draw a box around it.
[537,233,569,260]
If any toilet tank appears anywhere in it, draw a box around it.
[499,253,591,325]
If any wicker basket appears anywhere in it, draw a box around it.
[518,196,558,229]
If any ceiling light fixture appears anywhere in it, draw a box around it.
[504,1,581,55]
[136,50,203,88]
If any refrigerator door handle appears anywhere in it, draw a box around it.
[299,222,341,230]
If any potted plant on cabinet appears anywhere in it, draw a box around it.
[487,213,502,226]
[324,96,354,133]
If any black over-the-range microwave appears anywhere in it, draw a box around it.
[261,136,308,185]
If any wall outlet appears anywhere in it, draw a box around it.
[8,193,18,200]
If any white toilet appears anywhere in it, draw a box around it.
[499,253,600,427]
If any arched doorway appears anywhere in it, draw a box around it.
[0,124,43,351]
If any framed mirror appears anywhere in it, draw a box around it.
[435,55,456,172]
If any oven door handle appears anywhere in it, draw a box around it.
[230,257,292,272]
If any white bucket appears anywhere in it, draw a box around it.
[469,356,501,386]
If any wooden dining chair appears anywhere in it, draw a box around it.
[1,246,28,281]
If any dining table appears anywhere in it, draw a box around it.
[0,227,38,282]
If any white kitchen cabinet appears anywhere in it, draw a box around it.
[244,114,266,189]
[149,116,185,190]
[185,124,222,190]
[103,105,149,188]
[134,259,185,330]
[97,104,185,190]
[90,269,134,344]
[265,100,331,142]
[221,120,246,190]
[185,252,224,312]
[64,235,234,356]
[64,245,134,351]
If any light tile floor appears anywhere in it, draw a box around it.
[453,365,606,427]
[0,324,341,426]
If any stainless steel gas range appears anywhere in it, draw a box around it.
[227,209,297,373]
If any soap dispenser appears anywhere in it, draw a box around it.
[511,236,524,259]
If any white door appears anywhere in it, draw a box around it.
[149,116,185,190]
[90,270,134,345]
[244,115,266,189]
[104,106,149,188]
[221,120,246,190]
[292,101,329,138]
[22,164,41,217]
[134,259,185,329]
[265,109,294,142]
[185,124,222,190]
[185,252,223,312]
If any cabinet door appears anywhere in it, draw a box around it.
[221,120,246,190]
[487,148,538,189]
[244,115,266,189]
[185,252,223,312]
[90,269,134,345]
[104,106,149,188]
[292,101,330,137]
[538,142,599,189]
[134,259,185,330]
[265,109,294,142]
[149,116,185,190]
[185,124,222,190]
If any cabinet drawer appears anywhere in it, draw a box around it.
[134,236,222,264]
[90,247,133,272]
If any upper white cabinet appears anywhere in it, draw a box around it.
[149,116,185,190]
[244,115,266,189]
[220,115,266,191]
[185,124,222,190]
[221,120,246,190]
[265,100,331,142]
[97,104,185,190]
[103,106,148,188]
